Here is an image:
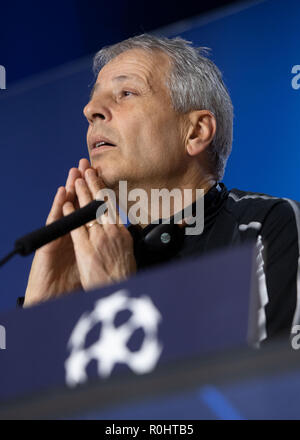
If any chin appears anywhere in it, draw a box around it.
[93,165,122,190]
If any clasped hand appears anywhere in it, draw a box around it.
[24,158,136,307]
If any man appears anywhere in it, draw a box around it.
[23,34,300,345]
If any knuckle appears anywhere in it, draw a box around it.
[75,177,84,187]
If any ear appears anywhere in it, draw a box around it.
[186,110,216,157]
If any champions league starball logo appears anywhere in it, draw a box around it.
[64,290,163,387]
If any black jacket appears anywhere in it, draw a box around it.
[133,182,300,344]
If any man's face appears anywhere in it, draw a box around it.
[84,49,189,191]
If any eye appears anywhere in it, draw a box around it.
[120,90,135,98]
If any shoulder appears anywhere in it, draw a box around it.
[225,186,300,233]
[223,187,300,341]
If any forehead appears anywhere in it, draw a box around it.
[96,48,171,87]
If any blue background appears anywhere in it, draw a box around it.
[0,0,299,312]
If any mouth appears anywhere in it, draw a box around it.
[90,138,117,156]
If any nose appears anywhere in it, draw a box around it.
[83,97,111,124]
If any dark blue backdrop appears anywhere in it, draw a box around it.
[0,0,241,84]
[0,0,299,312]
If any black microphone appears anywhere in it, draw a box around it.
[0,200,105,266]
[15,200,106,255]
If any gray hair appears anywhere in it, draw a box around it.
[93,34,233,180]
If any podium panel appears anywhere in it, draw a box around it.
[0,244,257,418]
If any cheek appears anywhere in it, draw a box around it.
[118,107,182,163]
[133,111,167,145]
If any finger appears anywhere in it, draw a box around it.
[97,214,123,256]
[84,169,118,225]
[115,204,126,228]
[88,217,106,245]
[84,168,106,199]
[95,197,122,228]
[104,201,126,228]
[62,201,89,241]
[46,186,66,225]
[78,158,91,177]
[74,177,93,208]
[65,167,82,202]
[101,213,132,248]
[100,217,135,276]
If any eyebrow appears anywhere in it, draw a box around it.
[89,74,146,100]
